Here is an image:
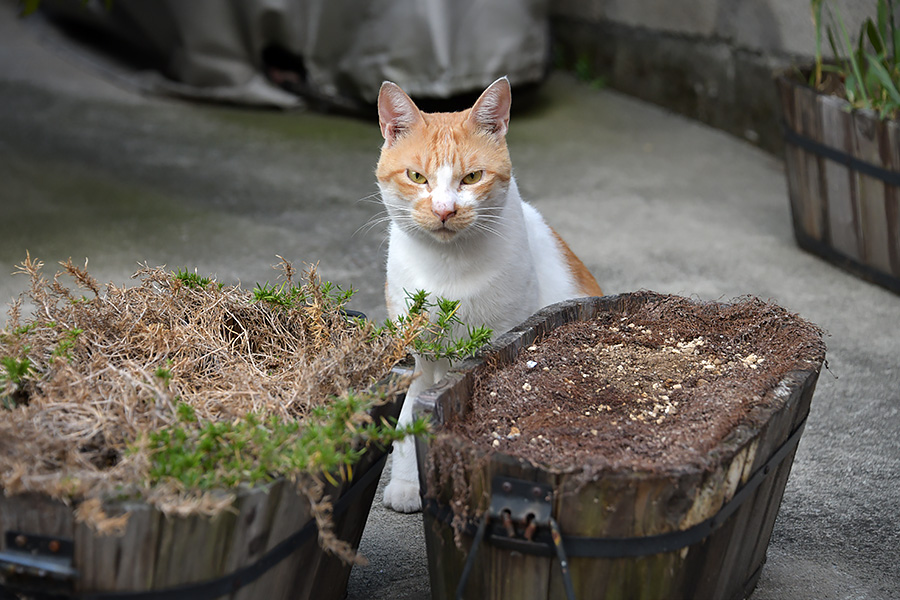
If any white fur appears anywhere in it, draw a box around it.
[380,176,583,513]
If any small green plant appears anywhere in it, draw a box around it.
[1,355,33,409]
[811,0,900,119]
[252,279,355,310]
[0,355,32,384]
[154,360,174,387]
[574,54,607,90]
[376,290,493,365]
[172,268,219,290]
[252,280,304,308]
[51,327,83,362]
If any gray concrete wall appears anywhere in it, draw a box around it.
[550,0,872,152]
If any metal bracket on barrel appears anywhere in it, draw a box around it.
[455,477,576,600]
[0,531,78,597]
[486,476,553,552]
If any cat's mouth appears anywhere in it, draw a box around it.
[430,224,459,241]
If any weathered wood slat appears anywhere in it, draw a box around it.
[853,109,892,272]
[886,120,900,277]
[480,456,554,598]
[819,94,862,260]
[113,502,163,591]
[793,81,826,241]
[778,78,809,243]
[251,481,313,600]
[226,483,280,600]
[0,493,74,546]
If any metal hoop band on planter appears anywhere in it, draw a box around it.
[781,122,900,187]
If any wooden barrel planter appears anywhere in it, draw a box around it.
[413,293,825,600]
[0,391,403,600]
[776,72,900,294]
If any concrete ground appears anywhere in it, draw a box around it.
[1,4,898,599]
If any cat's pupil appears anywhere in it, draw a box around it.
[462,171,483,185]
[407,170,427,184]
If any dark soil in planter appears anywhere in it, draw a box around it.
[445,295,825,473]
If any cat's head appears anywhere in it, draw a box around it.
[375,78,513,243]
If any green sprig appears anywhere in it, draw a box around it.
[374,290,492,365]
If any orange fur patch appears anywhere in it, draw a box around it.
[376,110,512,196]
[551,229,603,297]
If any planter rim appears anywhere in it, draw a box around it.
[415,292,823,479]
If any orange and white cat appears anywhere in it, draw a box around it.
[376,77,602,512]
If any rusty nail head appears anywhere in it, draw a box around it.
[48,540,61,553]
[14,535,27,548]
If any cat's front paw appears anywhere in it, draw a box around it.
[382,479,422,513]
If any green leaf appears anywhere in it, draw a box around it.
[812,0,826,87]
[876,0,890,56]
[833,5,871,107]
[866,54,900,106]
[867,18,886,59]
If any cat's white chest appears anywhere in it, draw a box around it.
[386,222,539,333]
[383,178,581,337]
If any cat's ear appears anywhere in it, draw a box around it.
[378,82,425,146]
[467,77,511,137]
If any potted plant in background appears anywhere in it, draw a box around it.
[776,0,900,294]
[0,255,438,599]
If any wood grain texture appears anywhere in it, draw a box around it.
[793,81,827,241]
[819,94,862,260]
[852,109,892,272]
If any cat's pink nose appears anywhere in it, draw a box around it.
[433,207,456,222]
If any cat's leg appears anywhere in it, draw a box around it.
[382,358,432,512]
[383,357,450,513]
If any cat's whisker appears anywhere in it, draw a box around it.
[354,213,394,238]
[355,191,385,206]
[473,223,510,241]
[472,213,508,237]
[473,213,506,225]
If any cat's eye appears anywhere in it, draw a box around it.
[462,171,483,185]
[407,170,428,184]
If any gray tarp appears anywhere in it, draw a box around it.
[44,0,550,108]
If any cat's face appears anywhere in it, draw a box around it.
[376,78,513,243]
